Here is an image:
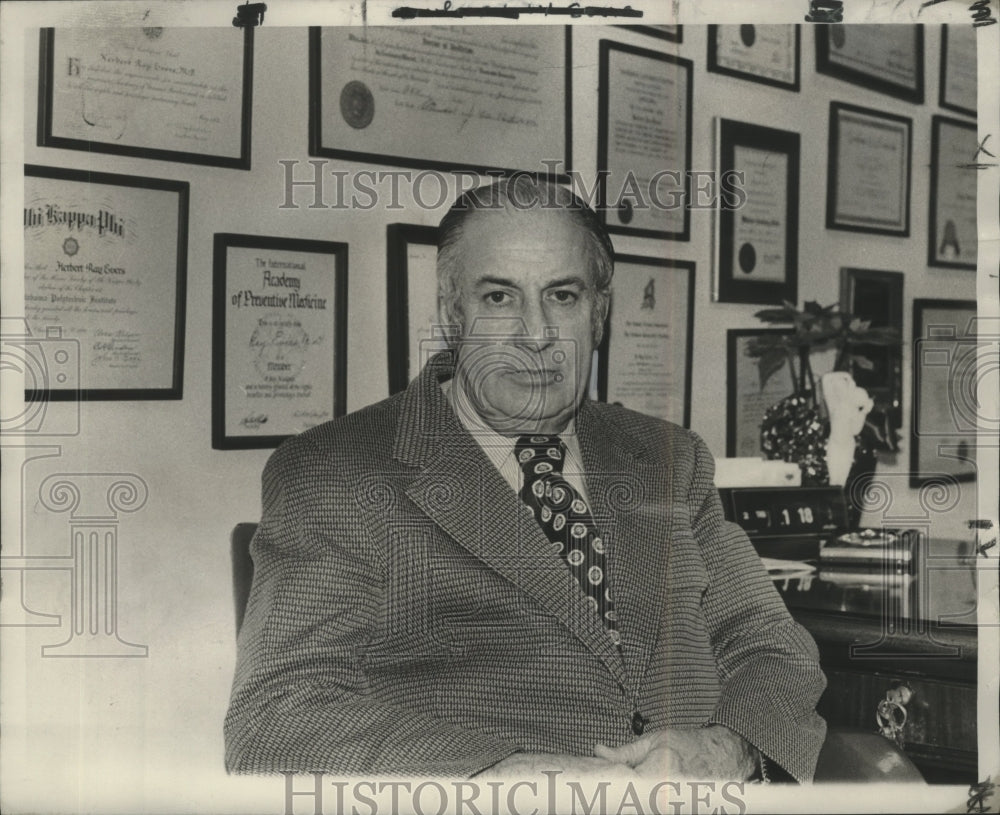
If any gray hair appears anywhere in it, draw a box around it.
[436,175,615,344]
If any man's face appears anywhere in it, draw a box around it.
[449,209,602,436]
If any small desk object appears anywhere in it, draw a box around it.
[719,486,979,784]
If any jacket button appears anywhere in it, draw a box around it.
[631,711,646,735]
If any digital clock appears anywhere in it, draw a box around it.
[717,486,849,558]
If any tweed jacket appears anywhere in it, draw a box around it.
[224,355,827,780]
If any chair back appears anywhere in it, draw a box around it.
[231,522,258,634]
[814,727,924,782]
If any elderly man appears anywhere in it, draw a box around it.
[224,177,826,782]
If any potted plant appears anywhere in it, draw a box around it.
[745,301,901,519]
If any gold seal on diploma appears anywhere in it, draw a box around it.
[340,80,375,130]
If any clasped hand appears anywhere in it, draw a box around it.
[482,726,755,780]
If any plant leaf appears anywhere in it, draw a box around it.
[757,348,788,390]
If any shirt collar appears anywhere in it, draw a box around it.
[440,376,579,472]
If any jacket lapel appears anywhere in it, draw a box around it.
[577,402,672,695]
[393,356,628,687]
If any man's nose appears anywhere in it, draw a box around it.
[512,300,553,349]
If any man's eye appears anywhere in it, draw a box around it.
[550,290,578,304]
[485,291,511,305]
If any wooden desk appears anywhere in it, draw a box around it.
[768,537,978,784]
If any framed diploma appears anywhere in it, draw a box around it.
[726,328,793,457]
[910,299,978,487]
[596,257,694,426]
[839,268,904,431]
[707,25,800,91]
[387,223,442,394]
[38,28,253,169]
[620,26,682,43]
[309,26,571,178]
[816,24,924,104]
[930,116,978,270]
[212,234,348,450]
[23,164,188,400]
[597,41,693,240]
[714,118,799,305]
[939,25,977,118]
[826,102,912,236]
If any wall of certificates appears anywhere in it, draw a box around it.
[8,15,989,806]
[20,21,979,518]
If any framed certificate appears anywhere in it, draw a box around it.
[939,25,977,118]
[929,116,978,270]
[708,25,800,91]
[38,27,253,169]
[596,257,694,426]
[910,299,978,487]
[309,26,571,178]
[23,164,188,400]
[620,25,682,43]
[212,234,348,449]
[714,118,799,305]
[816,24,924,104]
[597,41,693,240]
[387,223,442,394]
[726,328,793,457]
[826,103,912,236]
[839,268,904,431]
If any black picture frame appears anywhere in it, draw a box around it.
[707,24,801,91]
[725,328,794,458]
[596,256,695,427]
[816,24,924,104]
[839,268,904,431]
[910,299,978,487]
[37,27,253,170]
[308,27,572,180]
[387,223,441,395]
[826,102,912,237]
[619,25,682,43]
[715,118,799,305]
[212,234,348,450]
[23,164,188,401]
[596,40,693,240]
[939,25,977,118]
[929,115,978,270]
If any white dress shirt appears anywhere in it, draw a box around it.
[441,377,591,503]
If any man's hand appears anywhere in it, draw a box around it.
[593,726,756,780]
[477,752,633,778]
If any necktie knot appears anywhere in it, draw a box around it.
[515,435,565,475]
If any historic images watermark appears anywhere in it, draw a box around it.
[281,772,748,815]
[1,317,148,658]
[276,160,748,213]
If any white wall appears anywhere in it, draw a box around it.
[5,19,984,812]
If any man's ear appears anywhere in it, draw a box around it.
[592,291,611,345]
